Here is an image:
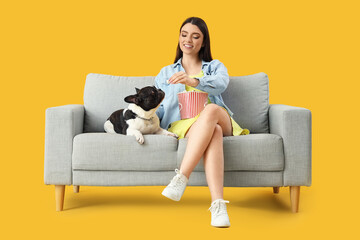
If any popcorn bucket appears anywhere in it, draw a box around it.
[177,91,208,119]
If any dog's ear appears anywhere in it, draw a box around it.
[124,95,139,104]
[135,88,140,94]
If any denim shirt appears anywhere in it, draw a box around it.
[154,57,234,130]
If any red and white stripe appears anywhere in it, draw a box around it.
[178,91,208,119]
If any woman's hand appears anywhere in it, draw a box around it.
[168,71,199,87]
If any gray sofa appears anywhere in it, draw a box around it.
[44,72,312,212]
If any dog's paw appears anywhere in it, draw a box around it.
[135,133,145,144]
[165,131,178,139]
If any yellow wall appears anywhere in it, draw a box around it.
[1,0,359,239]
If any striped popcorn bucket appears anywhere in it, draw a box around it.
[177,91,208,119]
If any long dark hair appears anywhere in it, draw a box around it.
[174,17,213,63]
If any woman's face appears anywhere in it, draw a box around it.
[179,23,204,57]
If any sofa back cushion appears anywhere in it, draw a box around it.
[83,74,155,132]
[83,72,269,133]
[222,72,269,133]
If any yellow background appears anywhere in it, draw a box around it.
[1,0,359,239]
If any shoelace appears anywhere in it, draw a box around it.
[208,199,230,216]
[169,168,186,191]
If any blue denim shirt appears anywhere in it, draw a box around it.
[154,57,234,130]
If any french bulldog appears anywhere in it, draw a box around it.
[104,86,178,144]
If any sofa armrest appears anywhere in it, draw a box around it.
[269,104,312,186]
[44,104,84,185]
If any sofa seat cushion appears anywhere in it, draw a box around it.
[72,133,178,171]
[177,134,284,171]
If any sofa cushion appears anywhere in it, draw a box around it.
[72,133,178,171]
[177,134,284,171]
[222,72,269,133]
[83,73,156,132]
[83,72,269,133]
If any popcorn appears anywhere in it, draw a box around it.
[178,90,196,93]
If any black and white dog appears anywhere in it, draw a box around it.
[104,86,178,144]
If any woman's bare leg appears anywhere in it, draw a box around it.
[203,124,225,202]
[179,104,232,179]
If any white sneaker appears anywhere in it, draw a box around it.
[208,199,231,227]
[162,168,189,201]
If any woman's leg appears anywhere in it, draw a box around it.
[203,124,225,202]
[179,104,232,179]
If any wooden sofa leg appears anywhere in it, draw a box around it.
[289,186,300,213]
[273,187,280,194]
[73,185,80,193]
[55,185,65,211]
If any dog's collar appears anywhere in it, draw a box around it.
[124,107,154,121]
[135,114,153,121]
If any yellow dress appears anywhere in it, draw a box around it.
[168,70,250,139]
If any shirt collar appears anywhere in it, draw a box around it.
[173,57,209,70]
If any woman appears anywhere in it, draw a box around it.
[154,17,249,228]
